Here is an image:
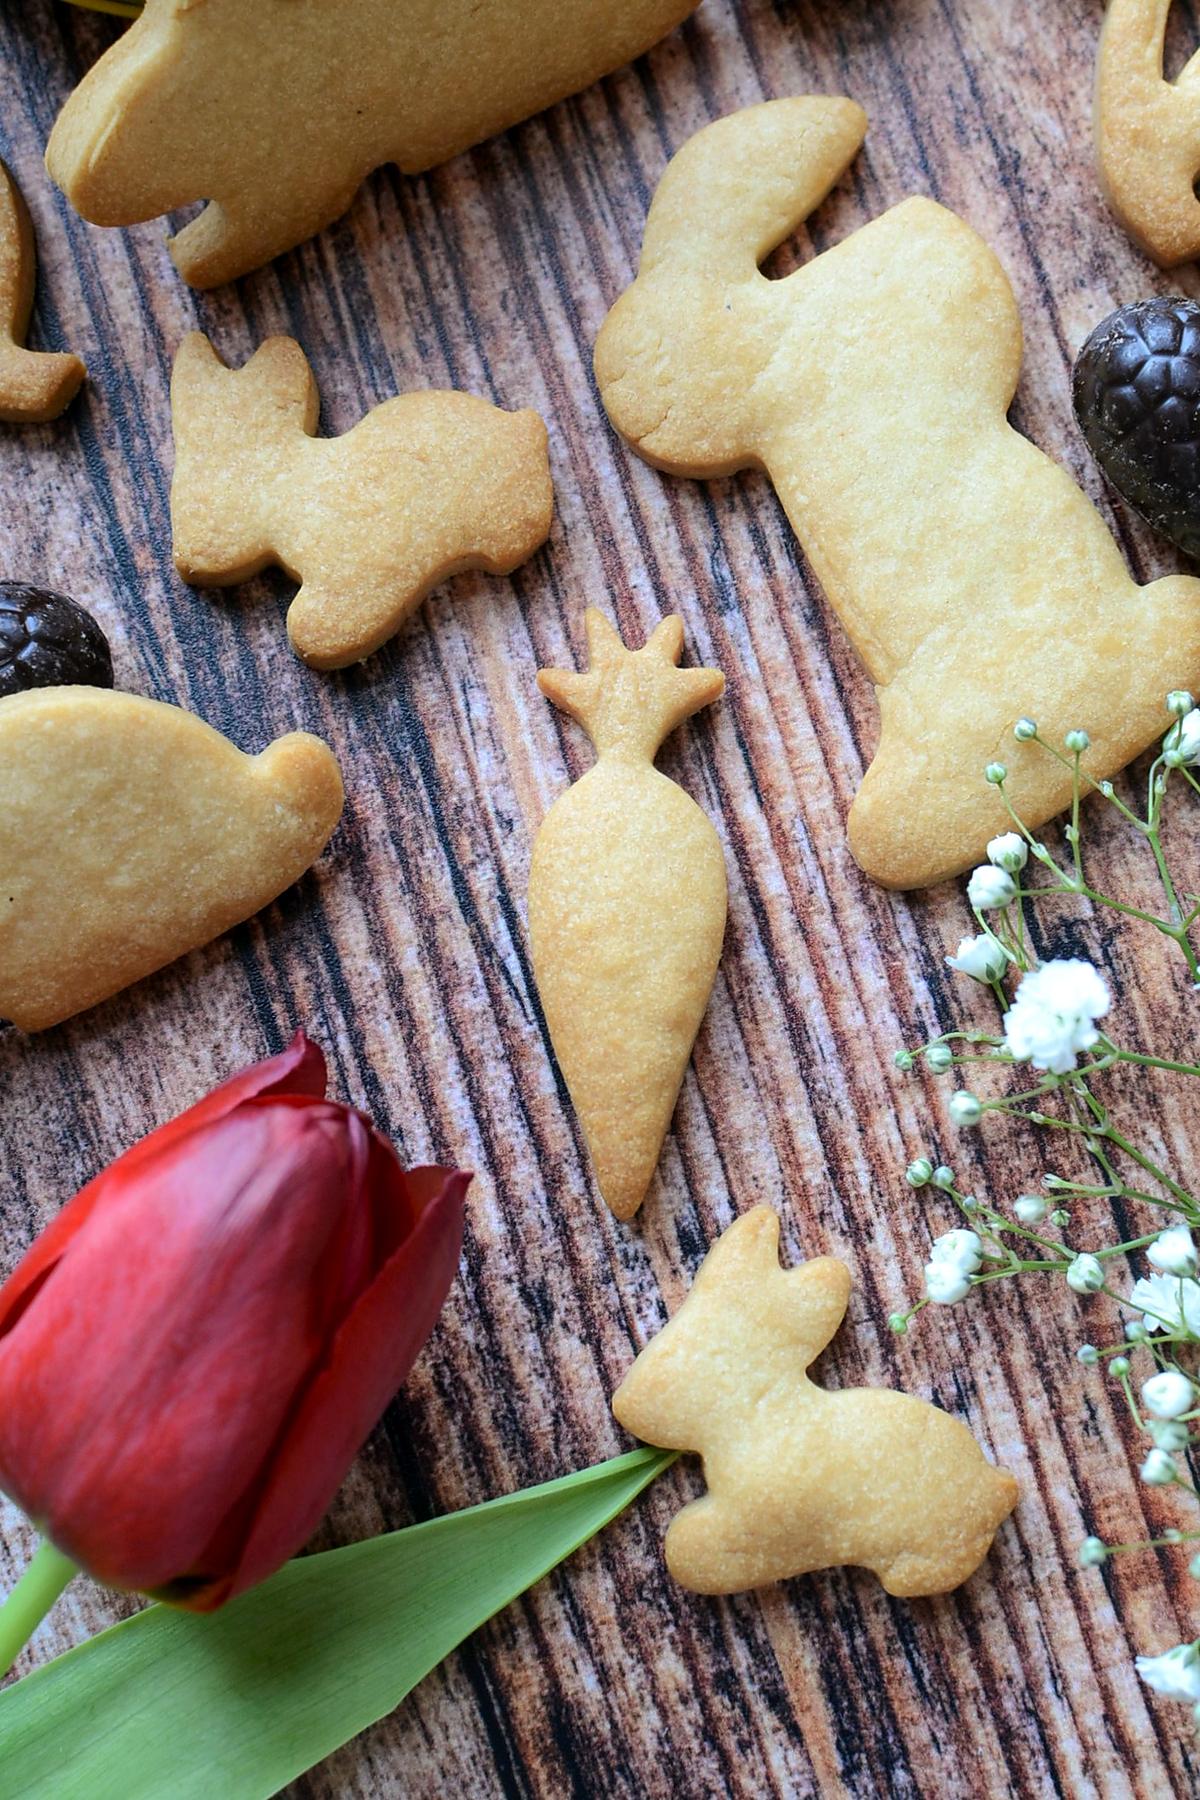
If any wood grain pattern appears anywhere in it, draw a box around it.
[3,2,1200,1794]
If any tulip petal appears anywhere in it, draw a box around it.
[0,1033,327,1335]
[205,1164,470,1608]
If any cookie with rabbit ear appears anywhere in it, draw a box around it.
[0,687,343,1030]
[613,1207,1018,1596]
[1095,0,1200,266]
[170,333,553,671]
[0,162,85,423]
[595,97,1200,889]
[45,0,699,288]
[530,610,726,1221]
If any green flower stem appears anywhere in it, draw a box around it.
[0,1542,77,1677]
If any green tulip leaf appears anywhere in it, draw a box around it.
[0,1447,673,1800]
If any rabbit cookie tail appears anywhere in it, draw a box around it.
[538,609,724,761]
[0,163,85,424]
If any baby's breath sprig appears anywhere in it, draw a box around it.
[893,696,1200,1725]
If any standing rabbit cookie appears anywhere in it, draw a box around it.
[529,611,726,1221]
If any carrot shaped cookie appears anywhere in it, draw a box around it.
[614,1207,1018,1596]
[0,162,85,423]
[1095,0,1200,266]
[529,611,726,1221]
[170,334,553,670]
[595,97,1200,889]
[0,688,343,1031]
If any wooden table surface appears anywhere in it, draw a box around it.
[4,2,1200,1795]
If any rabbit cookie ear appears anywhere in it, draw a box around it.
[0,162,85,423]
[1096,0,1200,266]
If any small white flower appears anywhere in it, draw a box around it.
[986,831,1028,873]
[1001,959,1111,1075]
[1142,1371,1196,1420]
[967,865,1017,910]
[1140,1448,1178,1485]
[1152,1419,1191,1451]
[924,1261,972,1304]
[1148,1227,1199,1278]
[948,1090,983,1127]
[1132,1274,1200,1336]
[1163,708,1200,764]
[1066,1254,1104,1295]
[930,1228,984,1275]
[946,933,1008,983]
[1136,1642,1200,1701]
[1015,1195,1048,1225]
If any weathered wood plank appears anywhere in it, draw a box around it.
[3,1,1200,1794]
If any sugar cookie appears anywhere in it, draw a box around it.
[529,611,725,1220]
[170,333,553,671]
[0,161,85,423]
[1095,0,1200,267]
[613,1207,1018,1596]
[46,0,699,288]
[0,687,343,1030]
[594,97,1200,890]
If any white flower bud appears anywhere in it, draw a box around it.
[946,932,1008,983]
[1136,1642,1200,1699]
[1110,1355,1131,1378]
[925,1044,953,1073]
[986,831,1028,873]
[1067,1254,1104,1294]
[930,1228,984,1274]
[967,865,1017,910]
[1167,690,1195,718]
[1142,1371,1197,1420]
[1078,1536,1107,1566]
[949,1090,983,1127]
[1077,1344,1099,1365]
[924,1261,971,1305]
[1064,729,1090,753]
[906,1158,933,1188]
[1151,1419,1190,1451]
[1015,1194,1048,1224]
[1148,1227,1199,1278]
[1164,708,1200,764]
[931,1165,955,1190]
[1140,1447,1178,1485]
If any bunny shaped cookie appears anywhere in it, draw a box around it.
[614,1207,1018,1595]
[596,97,1200,889]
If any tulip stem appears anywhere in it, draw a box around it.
[0,1539,78,1678]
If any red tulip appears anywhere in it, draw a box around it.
[0,1033,469,1611]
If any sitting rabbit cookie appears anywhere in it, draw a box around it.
[1095,0,1200,266]
[46,0,698,287]
[170,334,553,671]
[529,611,726,1220]
[0,688,343,1030]
[613,1207,1018,1596]
[0,161,85,423]
[594,97,1200,889]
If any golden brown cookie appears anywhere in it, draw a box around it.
[529,610,726,1220]
[595,97,1200,890]
[170,333,553,671]
[613,1207,1018,1596]
[0,161,85,423]
[0,687,343,1030]
[46,0,699,288]
[1095,0,1200,266]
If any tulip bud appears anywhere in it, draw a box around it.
[0,1033,469,1612]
